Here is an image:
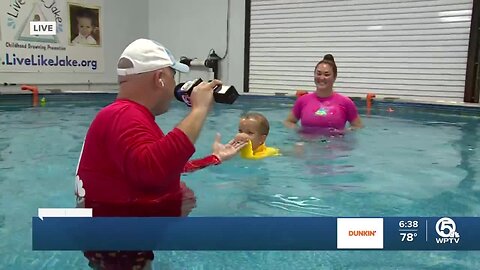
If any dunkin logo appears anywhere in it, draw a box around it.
[349,230,377,237]
[337,218,384,249]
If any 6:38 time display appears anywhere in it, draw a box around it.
[399,220,419,228]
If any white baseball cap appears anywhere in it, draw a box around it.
[117,38,189,76]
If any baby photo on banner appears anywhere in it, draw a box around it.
[69,4,101,46]
[0,0,104,73]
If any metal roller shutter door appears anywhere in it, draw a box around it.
[248,0,474,102]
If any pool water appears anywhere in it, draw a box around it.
[0,94,479,269]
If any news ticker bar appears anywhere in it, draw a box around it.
[32,213,480,250]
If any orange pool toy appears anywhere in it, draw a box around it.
[21,85,39,107]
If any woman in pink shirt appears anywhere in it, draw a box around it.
[284,54,363,134]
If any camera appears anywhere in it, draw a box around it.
[174,78,240,107]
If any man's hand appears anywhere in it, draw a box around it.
[177,80,222,144]
[212,133,247,162]
[189,80,222,111]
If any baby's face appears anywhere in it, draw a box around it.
[237,118,265,151]
[78,17,93,36]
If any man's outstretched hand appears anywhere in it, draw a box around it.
[212,133,248,162]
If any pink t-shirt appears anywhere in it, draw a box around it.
[292,92,359,131]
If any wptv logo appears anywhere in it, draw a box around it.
[30,21,56,35]
[435,217,460,244]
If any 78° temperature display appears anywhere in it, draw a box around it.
[398,220,419,242]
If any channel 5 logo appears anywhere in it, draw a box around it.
[435,217,460,244]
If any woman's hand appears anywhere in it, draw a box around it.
[349,117,363,130]
[294,142,305,157]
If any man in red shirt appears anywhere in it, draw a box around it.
[75,38,247,270]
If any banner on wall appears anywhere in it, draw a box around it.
[0,0,104,73]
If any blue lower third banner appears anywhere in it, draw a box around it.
[32,217,480,250]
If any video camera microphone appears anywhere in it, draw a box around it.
[174,78,240,107]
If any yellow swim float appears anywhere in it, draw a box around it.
[240,140,280,160]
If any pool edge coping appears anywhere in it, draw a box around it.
[1,91,479,112]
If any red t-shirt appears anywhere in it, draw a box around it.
[76,98,220,217]
[75,98,220,269]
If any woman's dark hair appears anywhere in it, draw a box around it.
[315,54,337,78]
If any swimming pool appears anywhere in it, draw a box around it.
[0,93,479,269]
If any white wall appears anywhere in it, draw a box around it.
[148,0,245,90]
[0,0,149,93]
